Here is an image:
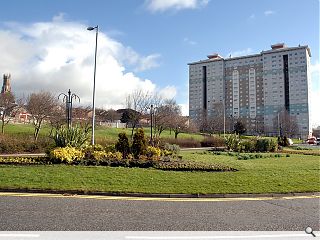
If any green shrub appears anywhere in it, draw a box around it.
[0,156,50,165]
[154,160,237,172]
[278,136,289,147]
[105,144,116,153]
[239,139,256,152]
[163,143,180,155]
[146,146,162,160]
[49,147,84,164]
[131,128,147,158]
[115,132,130,158]
[255,139,277,152]
[51,125,89,148]
[225,134,240,151]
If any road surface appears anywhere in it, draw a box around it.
[0,193,319,231]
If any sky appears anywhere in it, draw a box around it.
[0,0,319,126]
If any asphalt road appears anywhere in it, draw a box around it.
[0,194,319,231]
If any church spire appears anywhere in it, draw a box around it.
[1,74,11,93]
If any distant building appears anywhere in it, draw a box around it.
[188,43,312,138]
[1,74,11,93]
[313,126,320,138]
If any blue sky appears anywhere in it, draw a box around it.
[0,0,319,126]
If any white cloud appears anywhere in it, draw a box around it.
[227,48,253,58]
[310,89,320,128]
[310,61,320,74]
[183,37,197,45]
[134,54,161,72]
[310,62,320,127]
[179,103,189,116]
[264,10,275,16]
[145,0,209,12]
[158,86,177,100]
[0,17,170,110]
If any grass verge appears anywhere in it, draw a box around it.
[0,152,319,194]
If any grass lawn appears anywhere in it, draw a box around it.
[0,152,319,194]
[4,123,204,144]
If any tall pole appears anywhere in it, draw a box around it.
[58,89,80,129]
[87,25,98,145]
[223,100,226,138]
[150,104,153,145]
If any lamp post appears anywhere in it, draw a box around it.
[150,104,153,145]
[58,89,80,128]
[87,25,98,145]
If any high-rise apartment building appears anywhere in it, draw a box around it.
[188,43,312,138]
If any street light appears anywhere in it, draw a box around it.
[58,89,80,128]
[87,25,98,145]
[150,104,153,145]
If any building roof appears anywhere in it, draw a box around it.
[188,44,311,65]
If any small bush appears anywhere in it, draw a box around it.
[225,134,241,151]
[278,136,289,147]
[255,139,277,152]
[105,144,116,153]
[115,132,130,159]
[0,156,50,165]
[163,143,180,155]
[239,139,256,152]
[49,147,84,164]
[51,125,90,148]
[154,160,237,172]
[82,144,105,160]
[146,146,161,160]
[131,128,147,158]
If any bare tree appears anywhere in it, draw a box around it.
[172,115,189,139]
[125,90,152,138]
[196,109,209,133]
[0,92,16,134]
[26,92,59,141]
[153,99,180,138]
[275,109,299,137]
[161,104,188,139]
[207,102,225,135]
[105,109,121,122]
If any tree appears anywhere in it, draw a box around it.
[48,103,65,130]
[125,90,152,138]
[196,109,209,133]
[131,128,147,158]
[172,115,189,139]
[26,92,59,141]
[115,132,130,159]
[207,102,225,135]
[0,92,16,134]
[153,99,180,138]
[162,104,188,139]
[234,120,246,135]
[275,109,299,137]
[119,109,141,127]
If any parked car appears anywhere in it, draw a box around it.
[317,138,320,145]
[307,137,316,144]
